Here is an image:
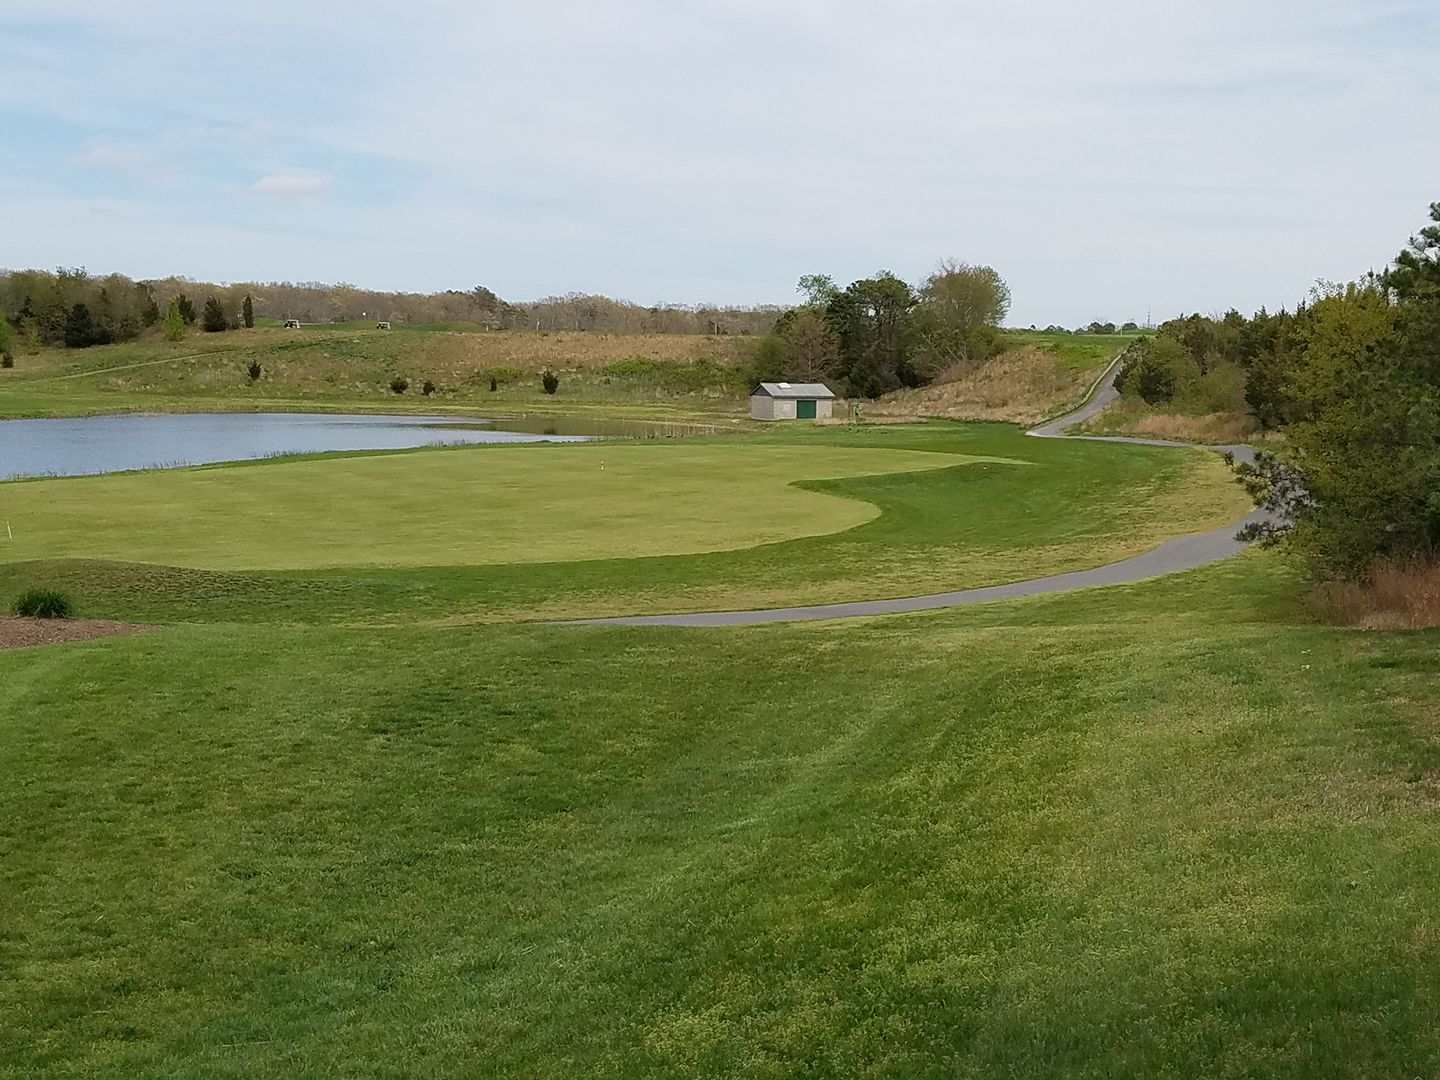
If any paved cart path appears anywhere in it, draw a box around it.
[567,358,1268,627]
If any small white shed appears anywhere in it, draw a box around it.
[750,382,836,421]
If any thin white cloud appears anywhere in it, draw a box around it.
[71,138,150,171]
[250,172,334,197]
[3,0,1438,321]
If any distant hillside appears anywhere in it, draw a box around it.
[869,331,1137,425]
[0,326,759,419]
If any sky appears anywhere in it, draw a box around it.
[3,1,1438,326]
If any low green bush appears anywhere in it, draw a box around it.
[246,360,262,381]
[485,365,521,386]
[601,356,746,394]
[389,376,409,394]
[541,370,560,395]
[600,357,663,380]
[422,380,437,396]
[14,589,74,619]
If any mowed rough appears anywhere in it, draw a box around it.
[0,442,999,570]
[4,558,1440,1077]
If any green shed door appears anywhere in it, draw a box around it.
[797,399,817,419]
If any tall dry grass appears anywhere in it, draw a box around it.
[432,331,752,372]
[1118,411,1261,443]
[1308,560,1440,629]
[869,346,1096,425]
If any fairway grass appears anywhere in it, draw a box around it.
[0,443,988,570]
[0,423,1252,622]
[4,555,1440,1077]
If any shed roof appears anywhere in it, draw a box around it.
[752,382,836,399]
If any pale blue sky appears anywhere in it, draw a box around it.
[3,1,1438,325]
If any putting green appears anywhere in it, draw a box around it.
[1,442,1009,571]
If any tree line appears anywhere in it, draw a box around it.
[747,262,1012,398]
[0,269,788,350]
[0,268,263,352]
[1113,202,1440,582]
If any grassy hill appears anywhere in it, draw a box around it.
[0,325,1140,425]
[0,326,755,420]
[3,420,1439,1075]
[871,330,1140,425]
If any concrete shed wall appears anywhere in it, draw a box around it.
[750,395,832,420]
[751,396,796,420]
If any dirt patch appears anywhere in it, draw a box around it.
[0,617,147,651]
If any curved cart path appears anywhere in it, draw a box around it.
[567,359,1269,627]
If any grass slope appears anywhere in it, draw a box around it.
[873,331,1140,425]
[0,328,753,420]
[4,556,1440,1077]
[0,423,1251,622]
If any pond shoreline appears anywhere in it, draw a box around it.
[0,411,622,482]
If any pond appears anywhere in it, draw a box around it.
[0,412,614,481]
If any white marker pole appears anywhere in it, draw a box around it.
[4,521,10,540]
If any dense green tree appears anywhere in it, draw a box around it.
[62,303,95,348]
[202,296,229,333]
[176,293,197,326]
[242,294,255,329]
[0,314,12,366]
[1237,270,1440,578]
[1382,201,1440,300]
[1116,336,1196,404]
[163,299,185,343]
[137,284,161,327]
[744,333,785,386]
[913,261,1011,375]
[825,272,919,398]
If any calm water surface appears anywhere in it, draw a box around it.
[0,412,609,481]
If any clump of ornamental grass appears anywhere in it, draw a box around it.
[13,589,74,619]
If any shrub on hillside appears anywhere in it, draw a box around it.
[202,296,229,333]
[422,380,436,396]
[1116,337,1198,405]
[14,589,74,619]
[246,360,262,382]
[1,354,13,369]
[390,376,409,394]
[541,370,559,394]
[600,356,743,395]
[601,357,663,380]
[484,365,521,387]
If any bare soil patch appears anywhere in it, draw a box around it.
[0,617,147,651]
